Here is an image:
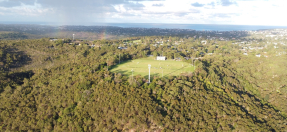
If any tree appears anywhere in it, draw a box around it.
[153,51,158,57]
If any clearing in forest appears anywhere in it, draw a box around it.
[110,57,195,78]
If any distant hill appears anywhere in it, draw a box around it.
[0,37,286,131]
[0,32,28,39]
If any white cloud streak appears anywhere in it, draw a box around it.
[0,0,286,26]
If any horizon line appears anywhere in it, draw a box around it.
[1,21,287,27]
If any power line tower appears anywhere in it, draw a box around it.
[148,64,151,83]
[131,69,134,82]
[160,67,163,78]
[107,58,109,71]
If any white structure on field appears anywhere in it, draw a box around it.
[156,56,166,60]
[148,64,151,83]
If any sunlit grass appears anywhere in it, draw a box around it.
[110,57,195,78]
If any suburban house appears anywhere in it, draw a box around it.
[207,53,213,55]
[175,57,182,61]
[50,39,58,41]
[118,47,127,50]
[201,40,207,45]
[49,38,64,42]
[157,56,167,61]
[184,57,190,60]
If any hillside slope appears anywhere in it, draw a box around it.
[0,39,286,131]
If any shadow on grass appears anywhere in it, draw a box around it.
[143,73,160,82]
[111,62,162,81]
[164,65,192,77]
[112,69,130,76]
[109,60,133,70]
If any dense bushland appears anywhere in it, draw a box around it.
[0,38,286,131]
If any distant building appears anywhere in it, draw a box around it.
[201,40,207,45]
[50,38,64,42]
[175,57,182,61]
[118,47,127,50]
[48,45,54,49]
[184,57,190,60]
[50,39,57,41]
[157,56,166,61]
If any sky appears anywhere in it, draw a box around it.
[0,0,286,26]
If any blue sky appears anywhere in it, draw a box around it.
[0,0,286,25]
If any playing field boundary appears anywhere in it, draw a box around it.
[110,57,195,78]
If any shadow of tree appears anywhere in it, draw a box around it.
[143,73,160,82]
[112,69,130,75]
[0,46,34,92]
[7,70,34,85]
[1,47,32,71]
[0,32,28,40]
[109,60,133,70]
[164,65,190,77]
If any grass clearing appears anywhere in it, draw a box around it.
[133,40,142,43]
[110,57,195,78]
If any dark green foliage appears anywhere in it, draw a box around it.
[0,38,287,131]
[0,32,28,40]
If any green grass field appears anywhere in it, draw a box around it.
[133,40,142,43]
[110,57,195,78]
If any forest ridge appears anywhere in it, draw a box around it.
[0,30,287,131]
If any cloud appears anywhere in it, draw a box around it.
[0,0,127,24]
[0,0,287,26]
[146,10,199,15]
[119,12,138,16]
[174,12,189,17]
[123,2,145,10]
[36,0,127,23]
[0,0,35,7]
[152,3,163,7]
[128,0,165,1]
[212,13,238,18]
[0,1,52,16]
[221,0,236,6]
[191,2,204,7]
[208,2,215,7]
